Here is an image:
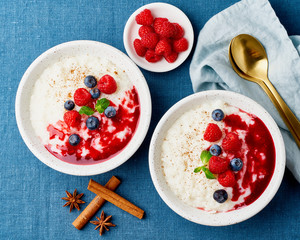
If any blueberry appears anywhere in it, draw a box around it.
[90,88,100,99]
[84,75,97,88]
[209,144,222,156]
[64,100,75,111]
[104,106,117,118]
[230,158,243,171]
[69,134,80,146]
[213,189,228,203]
[212,109,224,121]
[86,116,100,130]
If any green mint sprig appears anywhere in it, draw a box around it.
[95,98,110,114]
[194,150,215,179]
[78,98,110,115]
[79,106,95,115]
[200,150,212,164]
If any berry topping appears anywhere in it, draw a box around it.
[212,109,225,121]
[153,18,168,34]
[133,39,147,57]
[159,21,177,38]
[74,88,92,106]
[209,144,222,156]
[138,25,154,38]
[218,170,236,187]
[230,158,243,171]
[90,88,100,99]
[222,132,242,152]
[208,156,228,174]
[84,75,97,88]
[63,110,81,128]
[164,52,178,63]
[86,116,100,130]
[172,23,184,40]
[155,39,172,56]
[68,134,81,146]
[104,106,117,118]
[141,32,159,49]
[173,38,189,52]
[98,75,117,94]
[203,123,222,142]
[135,9,153,26]
[213,189,228,203]
[145,49,162,63]
[132,15,188,64]
[64,100,75,111]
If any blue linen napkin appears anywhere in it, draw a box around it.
[190,0,300,182]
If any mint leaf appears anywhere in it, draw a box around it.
[200,150,212,164]
[194,166,204,173]
[202,167,216,179]
[95,98,110,113]
[79,106,94,115]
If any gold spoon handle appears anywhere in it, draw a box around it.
[258,79,300,147]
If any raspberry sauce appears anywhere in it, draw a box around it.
[45,87,140,165]
[223,113,276,209]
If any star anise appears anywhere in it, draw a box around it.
[62,189,85,212]
[90,211,116,236]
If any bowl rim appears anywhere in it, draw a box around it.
[15,40,152,176]
[149,90,285,226]
[123,2,194,72]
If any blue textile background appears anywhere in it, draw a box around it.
[0,0,299,239]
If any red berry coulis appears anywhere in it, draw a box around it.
[45,87,140,165]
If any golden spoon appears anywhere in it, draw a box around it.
[229,34,300,147]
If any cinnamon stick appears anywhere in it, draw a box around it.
[72,176,121,230]
[88,179,144,219]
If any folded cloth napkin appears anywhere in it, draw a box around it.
[190,0,300,182]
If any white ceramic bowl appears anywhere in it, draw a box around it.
[16,40,152,176]
[123,2,194,72]
[149,90,285,226]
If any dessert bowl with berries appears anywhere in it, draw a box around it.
[123,2,194,72]
[149,90,285,226]
[16,40,151,176]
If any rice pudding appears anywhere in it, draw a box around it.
[30,54,140,165]
[161,100,275,212]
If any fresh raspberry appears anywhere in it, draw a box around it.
[145,49,162,63]
[159,36,173,44]
[159,21,177,38]
[155,39,172,56]
[74,88,92,106]
[63,110,81,128]
[135,9,153,26]
[209,156,228,174]
[222,132,242,152]
[138,25,154,38]
[218,170,236,187]
[173,38,189,52]
[141,32,159,49]
[98,74,117,94]
[153,18,168,34]
[172,23,184,40]
[164,51,178,63]
[203,123,222,142]
[133,39,147,57]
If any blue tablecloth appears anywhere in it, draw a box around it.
[1,0,299,239]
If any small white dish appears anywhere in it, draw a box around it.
[16,40,152,176]
[123,2,194,72]
[149,90,285,226]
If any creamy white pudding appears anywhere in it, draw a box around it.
[30,54,140,165]
[161,101,275,212]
